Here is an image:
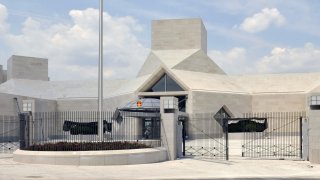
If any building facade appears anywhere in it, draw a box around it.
[1,18,320,163]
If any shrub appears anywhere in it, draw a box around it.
[25,141,150,151]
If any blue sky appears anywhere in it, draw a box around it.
[0,0,319,80]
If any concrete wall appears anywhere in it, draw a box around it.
[34,99,57,112]
[13,148,168,166]
[7,55,49,81]
[0,65,3,84]
[189,91,252,116]
[0,65,6,84]
[0,93,25,115]
[151,19,207,52]
[57,93,137,111]
[2,70,7,83]
[307,92,320,163]
[307,109,320,163]
[0,93,57,116]
[251,93,306,112]
[185,91,250,140]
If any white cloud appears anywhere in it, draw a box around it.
[239,8,286,33]
[1,4,148,80]
[209,47,251,74]
[0,3,8,34]
[256,43,320,73]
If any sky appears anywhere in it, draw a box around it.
[0,0,319,80]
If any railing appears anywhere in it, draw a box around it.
[184,113,227,160]
[20,111,161,151]
[242,112,305,159]
[0,115,19,153]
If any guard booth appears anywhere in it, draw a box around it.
[120,97,186,160]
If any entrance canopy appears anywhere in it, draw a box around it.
[120,98,160,112]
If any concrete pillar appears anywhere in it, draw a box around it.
[160,97,181,160]
[302,118,309,161]
[177,121,183,158]
[308,110,320,163]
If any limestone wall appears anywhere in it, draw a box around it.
[188,91,252,116]
[251,93,306,112]
[152,19,207,52]
[0,93,57,115]
[307,109,320,163]
[57,93,137,111]
[186,91,251,139]
[7,55,49,81]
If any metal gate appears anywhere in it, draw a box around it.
[0,115,20,153]
[183,113,228,160]
[241,112,305,159]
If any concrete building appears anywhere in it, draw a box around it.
[0,18,320,163]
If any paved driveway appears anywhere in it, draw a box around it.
[0,154,320,180]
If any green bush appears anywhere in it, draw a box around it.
[26,141,150,151]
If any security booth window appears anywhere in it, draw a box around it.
[142,117,160,139]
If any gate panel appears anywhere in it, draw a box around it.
[242,112,305,159]
[184,113,227,160]
[0,115,20,153]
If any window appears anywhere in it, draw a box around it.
[142,117,160,139]
[147,74,183,92]
[23,102,32,112]
[310,95,320,110]
[310,95,320,105]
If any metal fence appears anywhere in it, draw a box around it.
[184,113,227,160]
[0,115,20,153]
[241,112,305,159]
[19,111,161,151]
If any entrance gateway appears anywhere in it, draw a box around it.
[181,111,307,160]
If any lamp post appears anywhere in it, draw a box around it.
[98,0,104,141]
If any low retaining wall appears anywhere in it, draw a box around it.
[13,147,167,166]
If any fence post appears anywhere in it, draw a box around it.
[19,113,26,150]
[300,116,303,159]
[182,120,186,156]
[224,118,229,160]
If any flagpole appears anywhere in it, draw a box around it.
[98,0,104,141]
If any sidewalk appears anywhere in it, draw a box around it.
[0,154,320,180]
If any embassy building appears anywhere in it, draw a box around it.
[1,19,320,163]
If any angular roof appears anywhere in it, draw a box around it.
[137,49,225,77]
[0,74,151,100]
[167,69,320,94]
[230,72,320,94]
[169,69,247,93]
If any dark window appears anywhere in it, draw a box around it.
[148,75,166,92]
[310,105,320,110]
[166,75,183,91]
[105,122,112,132]
[147,74,183,92]
[142,117,160,139]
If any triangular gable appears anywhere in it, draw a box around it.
[146,73,184,92]
[137,49,199,78]
[152,49,199,68]
[137,52,163,77]
[137,67,189,92]
[173,49,225,74]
